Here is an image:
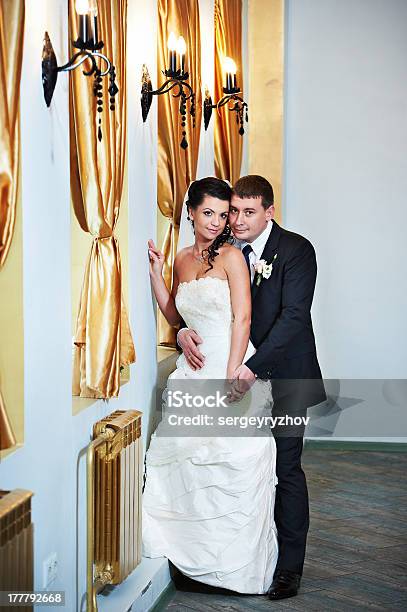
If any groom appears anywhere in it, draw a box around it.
[178,175,326,600]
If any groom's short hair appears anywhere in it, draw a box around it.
[233,175,274,209]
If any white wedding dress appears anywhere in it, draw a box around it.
[142,276,278,594]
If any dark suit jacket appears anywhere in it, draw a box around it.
[244,221,326,409]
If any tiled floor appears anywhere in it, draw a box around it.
[157,449,407,611]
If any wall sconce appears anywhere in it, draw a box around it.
[42,0,118,140]
[141,32,196,150]
[204,57,248,136]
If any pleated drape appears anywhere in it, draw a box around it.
[70,0,135,399]
[157,0,202,347]
[0,0,24,450]
[0,389,16,451]
[214,0,243,184]
[0,0,24,267]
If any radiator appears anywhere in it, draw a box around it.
[0,489,34,611]
[87,410,142,611]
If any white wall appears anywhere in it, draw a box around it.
[241,0,249,176]
[196,0,215,179]
[284,0,407,438]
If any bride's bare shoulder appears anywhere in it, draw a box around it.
[218,242,244,261]
[174,246,192,273]
[175,246,192,262]
[217,243,246,277]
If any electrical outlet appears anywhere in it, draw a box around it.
[43,553,58,589]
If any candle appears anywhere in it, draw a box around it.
[75,0,90,44]
[167,32,178,74]
[89,0,98,46]
[223,56,237,92]
[177,36,186,75]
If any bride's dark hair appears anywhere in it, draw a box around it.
[186,177,233,272]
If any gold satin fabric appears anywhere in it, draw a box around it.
[214,0,243,184]
[0,0,24,450]
[0,0,24,268]
[69,0,135,399]
[0,389,16,450]
[157,0,202,346]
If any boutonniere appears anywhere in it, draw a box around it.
[254,254,278,286]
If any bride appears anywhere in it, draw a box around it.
[142,177,278,594]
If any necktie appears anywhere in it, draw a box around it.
[242,244,253,273]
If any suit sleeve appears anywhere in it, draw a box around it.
[245,239,317,377]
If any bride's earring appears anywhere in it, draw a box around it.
[188,214,195,231]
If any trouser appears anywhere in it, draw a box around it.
[273,435,309,575]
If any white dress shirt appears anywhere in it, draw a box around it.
[239,221,273,283]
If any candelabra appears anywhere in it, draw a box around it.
[204,57,248,136]
[42,0,118,142]
[141,32,196,149]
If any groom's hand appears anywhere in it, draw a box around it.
[177,329,205,370]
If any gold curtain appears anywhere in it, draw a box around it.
[157,0,202,347]
[0,0,24,450]
[214,0,243,184]
[70,0,135,399]
[0,389,16,451]
[0,0,24,268]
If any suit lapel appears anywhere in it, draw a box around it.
[251,221,282,302]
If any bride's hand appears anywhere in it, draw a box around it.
[226,367,241,404]
[226,365,240,381]
[226,365,255,403]
[148,239,164,277]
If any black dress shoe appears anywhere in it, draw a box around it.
[267,569,301,600]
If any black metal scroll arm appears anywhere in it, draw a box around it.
[42,31,113,108]
[204,89,249,135]
[141,64,196,149]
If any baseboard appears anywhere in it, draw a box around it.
[97,557,171,612]
[304,439,407,452]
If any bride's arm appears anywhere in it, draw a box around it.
[224,247,252,379]
[148,239,182,326]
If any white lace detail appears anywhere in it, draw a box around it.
[174,277,231,377]
[176,276,232,337]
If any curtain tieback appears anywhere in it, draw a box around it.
[168,219,180,229]
[93,235,116,241]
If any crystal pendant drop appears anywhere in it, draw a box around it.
[108,82,119,97]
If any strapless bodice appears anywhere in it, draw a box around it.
[174,276,256,378]
[174,277,232,377]
[175,276,232,339]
